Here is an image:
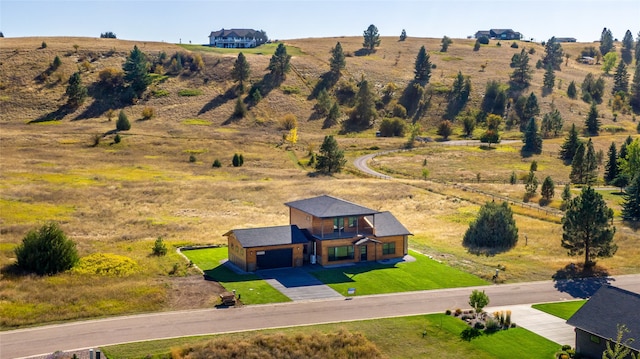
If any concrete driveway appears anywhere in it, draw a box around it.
[257,267,343,301]
[487,304,575,346]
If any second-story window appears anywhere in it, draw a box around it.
[333,217,344,232]
[348,216,357,228]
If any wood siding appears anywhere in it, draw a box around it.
[227,233,304,272]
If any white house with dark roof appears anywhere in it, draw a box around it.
[224,195,411,271]
[208,28,265,48]
[566,285,640,359]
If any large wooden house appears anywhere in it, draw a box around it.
[208,28,265,48]
[224,195,411,272]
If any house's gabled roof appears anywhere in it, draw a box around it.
[368,211,412,237]
[209,28,257,38]
[285,195,378,218]
[490,29,515,35]
[566,285,640,351]
[224,225,309,248]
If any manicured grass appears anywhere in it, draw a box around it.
[179,43,304,56]
[102,313,561,359]
[311,250,487,296]
[181,247,290,305]
[532,300,586,320]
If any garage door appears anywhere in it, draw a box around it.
[256,248,293,269]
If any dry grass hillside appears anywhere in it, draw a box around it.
[0,36,638,328]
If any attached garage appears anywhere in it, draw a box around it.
[256,248,293,269]
[224,225,308,272]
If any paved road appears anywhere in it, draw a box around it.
[3,274,640,359]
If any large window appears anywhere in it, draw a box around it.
[333,217,344,232]
[382,242,396,255]
[348,216,357,228]
[328,246,354,261]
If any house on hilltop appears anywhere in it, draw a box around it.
[208,28,267,48]
[224,195,412,272]
[566,285,640,359]
[475,29,522,40]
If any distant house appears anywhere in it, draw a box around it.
[224,195,412,271]
[556,37,577,43]
[475,29,522,40]
[208,28,266,48]
[566,285,640,359]
[580,56,596,65]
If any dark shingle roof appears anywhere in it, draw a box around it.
[226,225,309,248]
[285,195,378,218]
[209,28,257,38]
[368,211,412,237]
[566,285,640,350]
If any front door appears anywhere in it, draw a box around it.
[360,245,367,261]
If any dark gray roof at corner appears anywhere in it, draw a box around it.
[368,211,412,237]
[566,285,640,350]
[285,195,378,218]
[226,225,309,248]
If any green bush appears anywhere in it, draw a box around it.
[379,118,406,137]
[189,154,196,163]
[14,223,79,275]
[484,318,500,333]
[463,201,518,252]
[281,85,300,94]
[212,159,222,168]
[41,41,47,49]
[178,89,203,96]
[141,106,155,120]
[114,134,121,144]
[474,322,485,330]
[510,42,518,48]
[152,237,167,256]
[116,110,131,131]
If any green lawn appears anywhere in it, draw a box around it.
[102,313,561,359]
[178,43,304,56]
[311,250,488,296]
[181,247,290,305]
[531,300,587,320]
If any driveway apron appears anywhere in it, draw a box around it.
[486,304,575,346]
[257,267,343,301]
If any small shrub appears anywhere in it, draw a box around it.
[484,318,500,333]
[445,309,452,315]
[279,113,298,130]
[454,308,462,316]
[152,237,167,256]
[281,85,300,94]
[510,42,518,48]
[114,134,121,144]
[41,41,47,49]
[152,89,170,97]
[178,89,203,96]
[474,322,485,330]
[233,97,247,118]
[116,110,131,131]
[91,134,101,147]
[189,154,196,163]
[212,159,222,168]
[141,106,155,120]
[15,223,79,275]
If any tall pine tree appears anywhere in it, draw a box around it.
[315,135,346,174]
[630,61,640,113]
[414,46,432,83]
[621,30,634,64]
[329,42,346,78]
[510,48,532,87]
[570,142,586,184]
[65,71,87,109]
[522,117,543,155]
[585,102,600,136]
[599,27,614,56]
[604,142,619,184]
[268,43,291,82]
[542,36,564,70]
[584,138,598,185]
[560,123,581,162]
[231,52,250,91]
[612,60,629,94]
[621,172,640,222]
[362,24,381,53]
[123,45,151,100]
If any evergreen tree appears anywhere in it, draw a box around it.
[521,92,540,130]
[233,97,247,118]
[629,61,640,112]
[570,142,586,184]
[561,183,572,210]
[567,80,577,99]
[581,73,605,104]
[440,36,453,52]
[522,117,543,155]
[481,81,506,116]
[621,30,634,64]
[510,171,517,185]
[329,42,346,78]
[562,186,616,267]
[399,29,407,41]
[414,46,432,83]
[14,223,79,275]
[510,48,532,87]
[116,110,131,131]
[122,45,151,100]
[542,36,564,70]
[315,135,346,174]
[604,142,619,184]
[347,79,377,128]
[612,60,629,94]
[231,52,250,90]
[524,170,539,200]
[599,27,614,56]
[232,153,241,167]
[542,65,555,92]
[621,172,640,222]
[445,71,471,119]
[636,31,640,63]
[268,43,291,82]
[560,123,581,162]
[362,24,381,53]
[584,138,598,185]
[65,71,87,109]
[462,201,518,251]
[52,55,62,70]
[316,88,332,115]
[541,176,555,203]
[585,102,601,136]
[325,102,341,128]
[618,139,640,180]
[541,107,563,138]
